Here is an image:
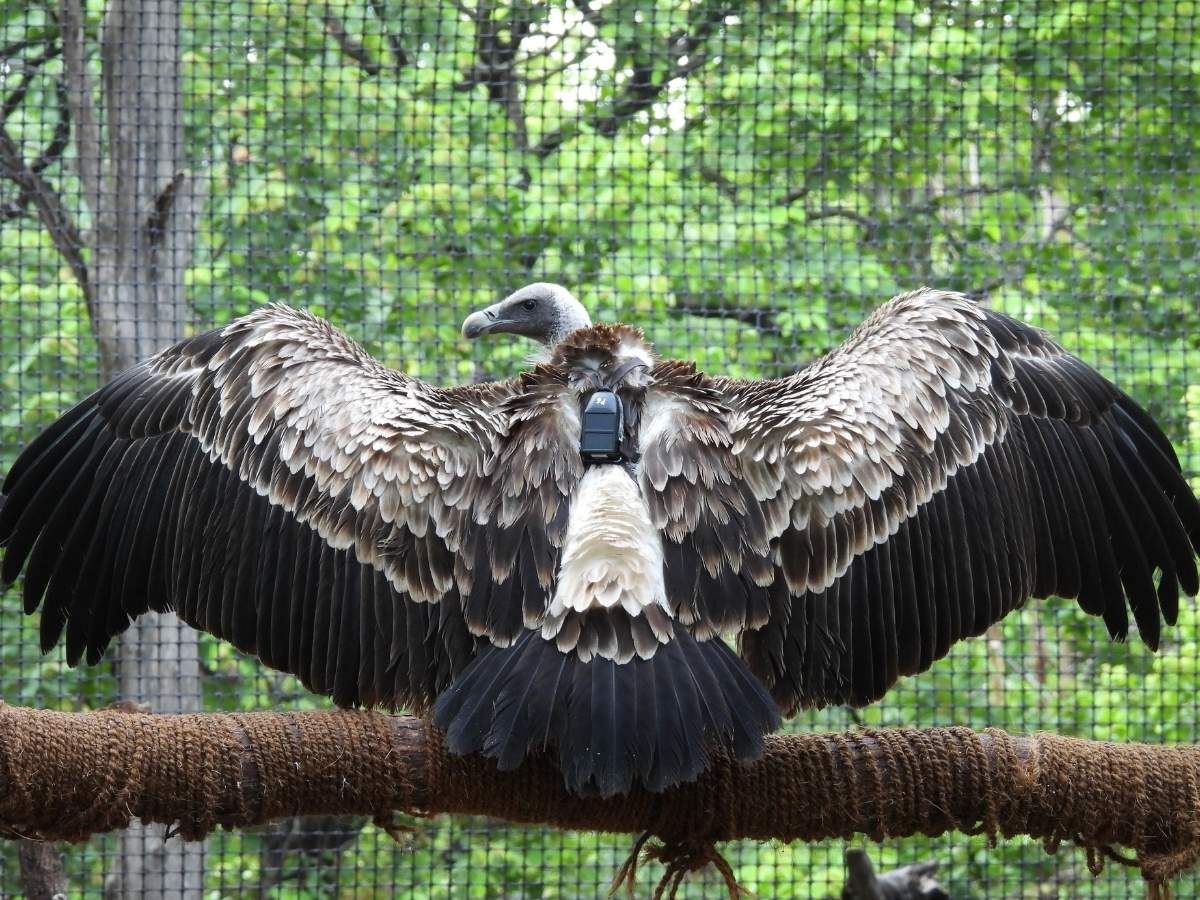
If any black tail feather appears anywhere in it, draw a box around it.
[433,628,781,797]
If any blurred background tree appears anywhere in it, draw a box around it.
[1,0,1198,896]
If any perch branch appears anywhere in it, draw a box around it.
[0,704,1199,891]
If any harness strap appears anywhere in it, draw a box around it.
[578,359,649,466]
[604,358,649,390]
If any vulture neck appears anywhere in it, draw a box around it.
[545,299,592,346]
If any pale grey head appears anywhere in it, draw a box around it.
[461,282,592,347]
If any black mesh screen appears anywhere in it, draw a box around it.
[1,0,1198,895]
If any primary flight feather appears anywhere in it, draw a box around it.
[2,284,1198,797]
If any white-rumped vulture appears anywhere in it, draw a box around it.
[2,285,1199,797]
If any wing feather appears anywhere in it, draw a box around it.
[61,440,127,665]
[255,501,286,668]
[0,304,514,712]
[693,288,1200,712]
[333,551,363,708]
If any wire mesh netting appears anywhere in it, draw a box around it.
[1,0,1199,896]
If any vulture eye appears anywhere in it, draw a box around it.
[522,298,537,311]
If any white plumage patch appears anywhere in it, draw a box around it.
[637,392,689,456]
[617,337,656,369]
[543,465,671,658]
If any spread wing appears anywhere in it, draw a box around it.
[0,304,517,709]
[644,289,1200,713]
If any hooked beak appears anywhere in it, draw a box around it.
[461,308,508,339]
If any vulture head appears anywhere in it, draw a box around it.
[461,282,591,346]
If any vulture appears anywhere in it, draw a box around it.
[2,284,1199,798]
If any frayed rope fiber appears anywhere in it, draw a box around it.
[1,703,1199,894]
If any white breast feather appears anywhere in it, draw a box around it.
[547,466,669,624]
[617,337,655,368]
[637,392,688,455]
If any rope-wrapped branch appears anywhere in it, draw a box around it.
[1,703,1198,893]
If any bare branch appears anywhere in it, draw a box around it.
[320,9,382,76]
[521,47,589,87]
[777,185,812,206]
[454,0,535,157]
[516,28,569,63]
[0,201,33,223]
[0,122,91,305]
[906,180,1033,216]
[366,0,409,68]
[0,45,63,122]
[31,82,72,176]
[145,167,186,247]
[804,204,881,240]
[0,80,73,225]
[971,203,1077,299]
[774,150,833,206]
[697,165,739,202]
[532,3,732,158]
[0,37,47,61]
[569,0,603,29]
[676,301,776,332]
[501,84,529,152]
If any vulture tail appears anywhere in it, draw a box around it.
[432,629,781,797]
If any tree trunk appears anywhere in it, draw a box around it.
[61,0,205,894]
[16,840,68,900]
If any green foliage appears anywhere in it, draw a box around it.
[2,0,1200,895]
